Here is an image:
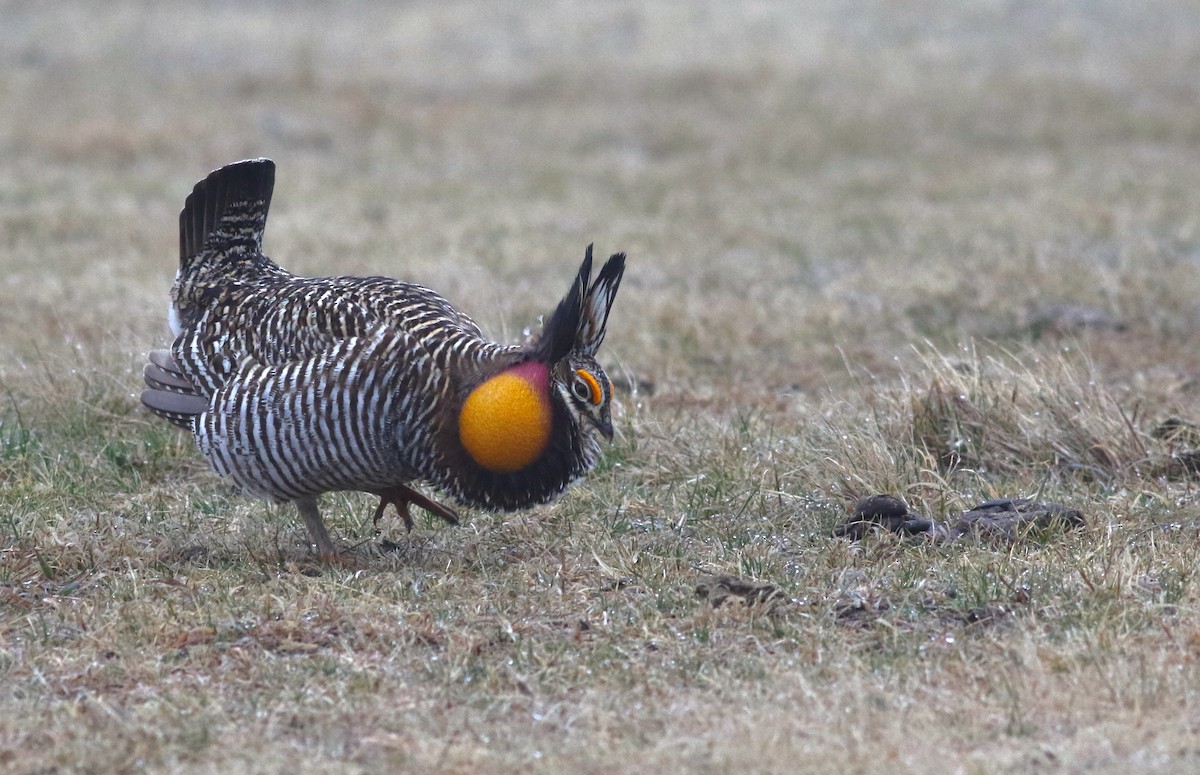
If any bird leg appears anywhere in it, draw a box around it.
[295,496,340,562]
[372,485,460,532]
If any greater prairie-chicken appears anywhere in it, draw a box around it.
[141,159,625,560]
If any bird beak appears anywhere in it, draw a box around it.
[595,417,614,442]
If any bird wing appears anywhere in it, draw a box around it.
[166,286,376,399]
[143,285,376,425]
[169,275,498,399]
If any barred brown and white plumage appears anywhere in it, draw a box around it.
[141,158,626,561]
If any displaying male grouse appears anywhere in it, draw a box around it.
[141,159,626,561]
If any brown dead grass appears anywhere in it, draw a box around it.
[4,2,1200,773]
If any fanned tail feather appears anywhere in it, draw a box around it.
[143,349,193,392]
[140,349,205,429]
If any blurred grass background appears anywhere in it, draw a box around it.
[3,2,1200,773]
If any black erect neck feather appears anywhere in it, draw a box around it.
[531,244,592,364]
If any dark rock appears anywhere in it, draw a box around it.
[834,494,1084,544]
[947,498,1084,541]
[834,494,922,539]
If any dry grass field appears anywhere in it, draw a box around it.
[4,2,1200,772]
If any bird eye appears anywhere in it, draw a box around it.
[573,369,603,405]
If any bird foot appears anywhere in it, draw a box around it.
[372,485,459,533]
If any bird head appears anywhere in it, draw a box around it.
[532,244,625,443]
[455,246,625,477]
[554,351,615,441]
